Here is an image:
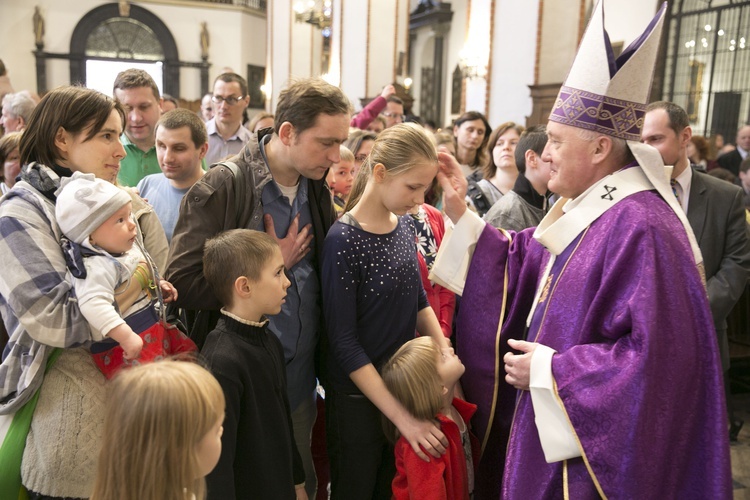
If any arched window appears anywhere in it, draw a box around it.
[70,3,180,97]
[663,0,750,138]
[86,17,164,60]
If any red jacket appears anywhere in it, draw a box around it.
[392,398,480,500]
[350,95,387,130]
[416,204,456,337]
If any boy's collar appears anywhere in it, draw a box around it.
[220,307,268,327]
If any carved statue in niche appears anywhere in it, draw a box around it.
[119,0,131,17]
[33,6,44,47]
[200,22,209,59]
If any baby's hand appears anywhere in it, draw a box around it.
[160,280,178,303]
[121,333,144,360]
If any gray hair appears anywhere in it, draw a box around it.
[575,128,633,165]
[2,92,37,124]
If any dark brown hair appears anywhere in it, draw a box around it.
[214,72,248,98]
[483,121,525,178]
[20,86,125,167]
[514,125,547,174]
[453,111,491,168]
[275,78,352,136]
[645,101,689,135]
[156,108,208,148]
[689,135,709,162]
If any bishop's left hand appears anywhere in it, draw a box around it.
[504,339,538,391]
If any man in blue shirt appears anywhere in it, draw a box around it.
[167,78,351,499]
[204,72,253,166]
[138,109,207,242]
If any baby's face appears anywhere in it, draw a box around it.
[89,201,137,254]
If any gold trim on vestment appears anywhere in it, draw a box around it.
[529,226,608,499]
[480,226,512,457]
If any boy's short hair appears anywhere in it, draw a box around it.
[156,108,208,148]
[203,229,279,307]
[339,145,354,163]
[514,125,548,173]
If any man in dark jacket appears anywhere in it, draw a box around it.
[167,78,351,499]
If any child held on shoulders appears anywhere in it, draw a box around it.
[382,336,479,500]
[326,145,356,216]
[55,172,196,378]
[200,229,307,500]
[91,360,225,500]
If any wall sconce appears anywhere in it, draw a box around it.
[294,0,332,30]
[403,77,413,91]
[458,48,487,80]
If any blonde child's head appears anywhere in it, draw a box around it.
[203,229,289,318]
[381,337,445,442]
[92,360,225,500]
[344,123,438,213]
[327,145,356,198]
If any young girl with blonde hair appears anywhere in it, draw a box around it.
[91,360,225,500]
[382,336,478,500]
[322,123,452,499]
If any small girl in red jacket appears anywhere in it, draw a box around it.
[382,337,479,500]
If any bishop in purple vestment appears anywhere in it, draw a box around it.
[430,3,731,498]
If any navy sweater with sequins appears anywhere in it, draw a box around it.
[322,216,429,393]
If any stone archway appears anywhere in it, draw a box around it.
[69,3,180,96]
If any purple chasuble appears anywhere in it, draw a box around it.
[458,190,731,499]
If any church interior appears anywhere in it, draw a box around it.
[1,0,750,497]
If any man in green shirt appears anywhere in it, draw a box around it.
[113,69,163,187]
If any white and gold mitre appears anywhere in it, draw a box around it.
[549,1,667,141]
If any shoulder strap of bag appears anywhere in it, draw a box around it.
[212,161,245,228]
[467,178,491,217]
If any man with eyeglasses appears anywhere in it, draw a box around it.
[380,96,404,129]
[204,72,253,165]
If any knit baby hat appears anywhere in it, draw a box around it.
[55,172,131,244]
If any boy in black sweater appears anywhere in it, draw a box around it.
[202,229,307,499]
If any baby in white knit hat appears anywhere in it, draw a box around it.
[55,172,190,377]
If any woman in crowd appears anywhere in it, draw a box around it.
[0,131,21,194]
[452,111,491,179]
[0,86,166,499]
[475,122,525,209]
[344,129,376,177]
[247,111,274,133]
[687,135,716,171]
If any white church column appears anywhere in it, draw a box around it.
[487,0,540,126]
[461,0,492,113]
[333,0,410,114]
